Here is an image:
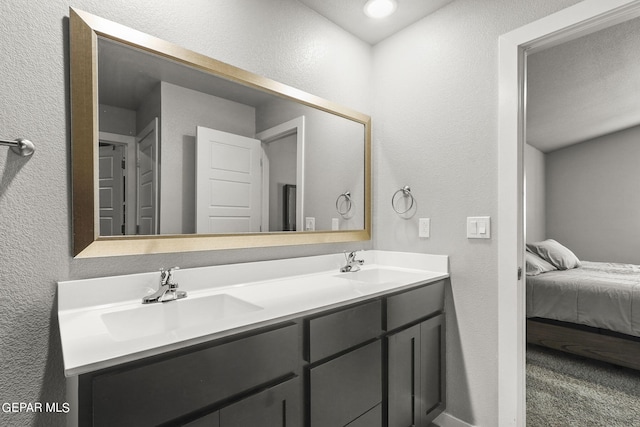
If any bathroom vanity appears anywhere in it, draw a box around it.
[58,251,448,426]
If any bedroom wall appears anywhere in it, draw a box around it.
[546,124,640,264]
[525,143,546,242]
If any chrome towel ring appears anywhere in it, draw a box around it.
[392,185,415,214]
[336,191,353,216]
[0,138,35,157]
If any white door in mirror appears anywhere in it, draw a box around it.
[195,126,262,233]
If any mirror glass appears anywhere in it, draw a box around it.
[97,37,365,236]
[71,8,370,257]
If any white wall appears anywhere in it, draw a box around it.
[546,124,640,264]
[0,1,371,425]
[371,0,580,425]
[257,98,366,231]
[525,144,546,242]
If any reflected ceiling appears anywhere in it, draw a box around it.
[99,38,273,111]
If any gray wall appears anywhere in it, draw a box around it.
[0,1,371,425]
[263,135,297,231]
[0,0,585,426]
[546,124,640,264]
[160,82,256,234]
[371,0,580,425]
[257,98,366,231]
[525,143,546,242]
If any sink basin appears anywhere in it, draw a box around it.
[102,294,262,341]
[335,267,427,285]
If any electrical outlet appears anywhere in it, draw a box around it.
[419,218,430,238]
[305,217,316,231]
[332,218,339,231]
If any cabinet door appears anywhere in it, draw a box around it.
[387,324,421,427]
[220,377,302,427]
[420,314,445,425]
[310,340,382,427]
[388,314,445,427]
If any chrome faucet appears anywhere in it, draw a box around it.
[142,267,187,304]
[341,251,364,273]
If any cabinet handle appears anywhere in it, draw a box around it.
[282,399,287,427]
[411,337,416,427]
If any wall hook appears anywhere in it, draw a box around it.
[0,138,35,157]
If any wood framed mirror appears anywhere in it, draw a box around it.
[70,8,371,258]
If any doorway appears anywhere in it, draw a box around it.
[497,1,640,425]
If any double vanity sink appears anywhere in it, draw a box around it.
[58,250,449,377]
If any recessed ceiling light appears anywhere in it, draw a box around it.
[363,0,398,19]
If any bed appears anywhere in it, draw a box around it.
[525,239,640,370]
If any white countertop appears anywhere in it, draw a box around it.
[58,250,448,376]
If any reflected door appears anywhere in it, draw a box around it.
[137,118,159,235]
[99,143,125,235]
[196,126,262,233]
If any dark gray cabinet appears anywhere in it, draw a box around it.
[220,377,302,427]
[79,280,445,427]
[307,300,383,427]
[310,340,382,427]
[388,314,445,427]
[86,323,301,427]
[183,378,302,427]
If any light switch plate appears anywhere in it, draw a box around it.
[419,218,430,238]
[467,216,491,239]
[331,218,339,231]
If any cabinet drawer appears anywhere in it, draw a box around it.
[310,340,382,427]
[307,300,382,362]
[386,280,444,331]
[91,323,300,427]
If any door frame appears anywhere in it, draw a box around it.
[497,0,640,425]
[99,131,136,234]
[256,116,305,231]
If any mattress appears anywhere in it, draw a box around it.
[526,261,640,337]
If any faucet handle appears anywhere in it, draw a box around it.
[160,266,180,287]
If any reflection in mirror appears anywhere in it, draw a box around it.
[97,37,365,236]
[70,8,371,257]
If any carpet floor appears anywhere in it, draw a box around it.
[526,344,640,426]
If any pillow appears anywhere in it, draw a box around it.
[525,251,557,276]
[526,239,581,270]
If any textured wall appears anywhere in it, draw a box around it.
[546,125,640,264]
[0,0,593,425]
[371,0,580,425]
[0,1,371,425]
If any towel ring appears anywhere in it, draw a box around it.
[391,186,414,214]
[336,191,353,216]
